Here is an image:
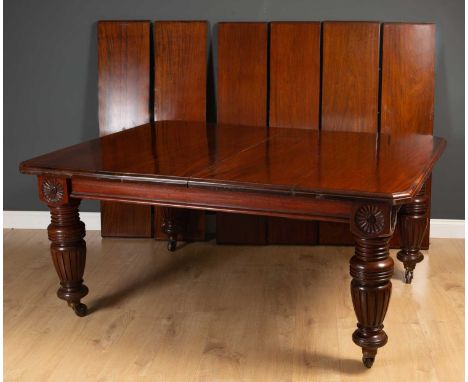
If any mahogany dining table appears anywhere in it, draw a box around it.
[20,120,446,368]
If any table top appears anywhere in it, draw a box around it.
[20,121,445,203]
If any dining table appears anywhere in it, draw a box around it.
[19,120,446,368]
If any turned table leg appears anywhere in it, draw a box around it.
[38,176,88,316]
[48,199,88,316]
[397,184,429,283]
[161,207,185,252]
[350,203,398,368]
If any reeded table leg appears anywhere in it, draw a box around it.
[397,184,429,284]
[161,207,185,252]
[350,203,397,368]
[350,234,393,368]
[47,199,88,316]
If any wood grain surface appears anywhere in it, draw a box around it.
[382,23,435,248]
[217,22,268,126]
[321,21,380,132]
[98,21,151,135]
[4,230,464,381]
[153,21,208,241]
[318,22,434,246]
[269,22,321,129]
[216,22,269,244]
[97,21,152,238]
[268,22,321,244]
[154,21,207,122]
[381,23,435,135]
[20,121,446,204]
[35,21,439,248]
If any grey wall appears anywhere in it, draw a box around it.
[5,0,464,219]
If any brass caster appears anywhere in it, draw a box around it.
[69,302,87,317]
[404,268,413,284]
[167,239,177,252]
[362,356,375,369]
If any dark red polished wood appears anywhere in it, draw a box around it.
[154,21,207,122]
[97,21,153,238]
[153,21,208,247]
[318,22,436,249]
[37,176,88,317]
[349,202,397,368]
[217,22,268,126]
[321,21,380,132]
[21,121,445,203]
[98,21,151,134]
[267,22,321,244]
[269,22,320,129]
[20,19,444,368]
[216,22,269,244]
[382,23,435,250]
[397,183,429,283]
[96,20,437,249]
[20,120,445,367]
[318,21,380,244]
[381,23,435,135]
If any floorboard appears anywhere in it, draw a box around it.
[3,229,464,381]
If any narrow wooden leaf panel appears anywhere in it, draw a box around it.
[98,21,152,237]
[319,21,380,244]
[153,21,208,241]
[381,23,435,135]
[268,22,321,244]
[217,22,268,126]
[321,21,380,132]
[269,22,321,129]
[154,21,207,121]
[382,23,435,249]
[216,22,268,244]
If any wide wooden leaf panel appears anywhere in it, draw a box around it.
[318,21,380,244]
[382,23,435,248]
[267,22,321,244]
[153,21,208,241]
[216,22,268,244]
[318,22,435,248]
[98,21,153,237]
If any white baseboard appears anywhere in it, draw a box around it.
[429,219,465,239]
[3,211,101,230]
[2,211,465,239]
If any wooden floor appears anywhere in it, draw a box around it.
[4,229,464,382]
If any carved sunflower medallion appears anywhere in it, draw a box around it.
[42,178,65,203]
[354,204,385,235]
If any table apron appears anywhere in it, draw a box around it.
[71,176,352,223]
